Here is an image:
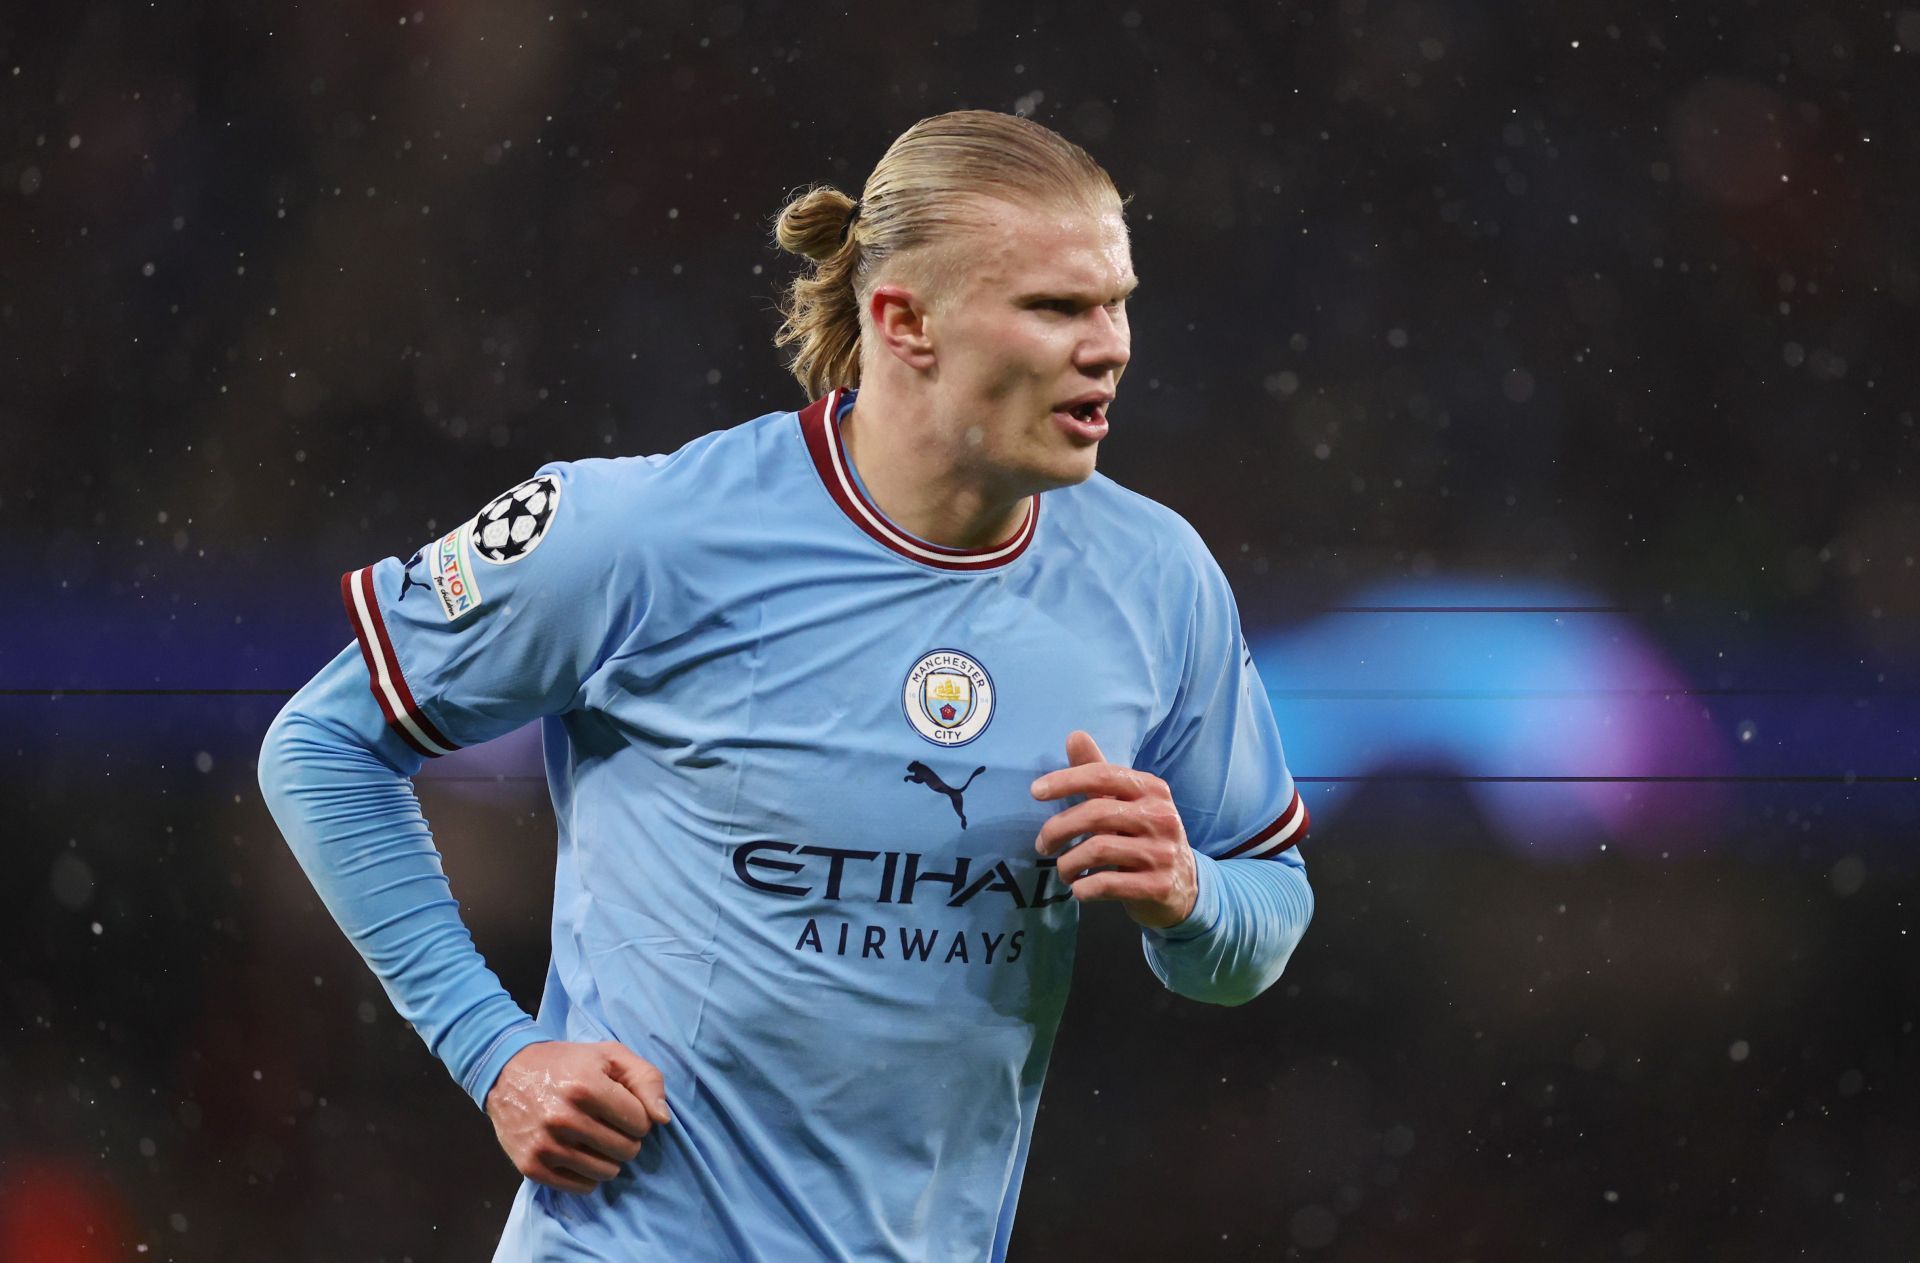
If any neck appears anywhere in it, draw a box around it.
[837,387,1031,551]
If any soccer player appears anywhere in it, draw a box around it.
[259,110,1314,1261]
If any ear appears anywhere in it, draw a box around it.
[866,284,938,371]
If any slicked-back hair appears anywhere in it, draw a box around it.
[771,110,1122,399]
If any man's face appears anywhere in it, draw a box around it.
[923,197,1136,497]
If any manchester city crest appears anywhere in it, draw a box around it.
[902,649,995,747]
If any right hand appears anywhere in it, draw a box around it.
[484,1040,674,1194]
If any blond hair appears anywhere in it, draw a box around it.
[772,110,1121,398]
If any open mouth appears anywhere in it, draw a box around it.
[1051,398,1111,442]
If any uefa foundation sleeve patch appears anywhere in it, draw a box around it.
[429,521,484,621]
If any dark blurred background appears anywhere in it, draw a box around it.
[3,1,1917,1259]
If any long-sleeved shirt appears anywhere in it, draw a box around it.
[259,389,1314,1262]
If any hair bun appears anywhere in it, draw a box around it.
[775,186,858,263]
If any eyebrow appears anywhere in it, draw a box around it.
[1015,278,1141,304]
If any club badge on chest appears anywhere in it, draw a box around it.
[902,649,995,747]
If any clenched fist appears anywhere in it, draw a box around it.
[485,1041,674,1194]
[1031,730,1198,930]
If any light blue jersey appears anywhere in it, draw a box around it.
[265,390,1312,1261]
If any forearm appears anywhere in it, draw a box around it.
[1140,849,1314,1006]
[257,647,548,1107]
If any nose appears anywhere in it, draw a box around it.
[1076,306,1130,378]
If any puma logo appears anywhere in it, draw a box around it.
[904,761,986,830]
[398,549,432,602]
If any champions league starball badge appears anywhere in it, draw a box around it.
[470,475,560,565]
[903,649,995,747]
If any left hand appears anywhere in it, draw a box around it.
[1031,731,1198,930]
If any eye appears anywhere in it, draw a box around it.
[1031,298,1080,315]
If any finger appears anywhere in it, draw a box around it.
[556,1114,645,1165]
[575,1074,654,1142]
[1035,798,1153,856]
[1067,869,1165,905]
[1031,762,1161,804]
[1054,835,1154,882]
[603,1044,674,1127]
[529,1160,598,1196]
[1066,730,1105,767]
[548,1146,623,1185]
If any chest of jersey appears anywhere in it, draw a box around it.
[568,549,1176,964]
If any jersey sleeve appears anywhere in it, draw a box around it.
[258,646,551,1107]
[340,462,645,755]
[1134,532,1308,862]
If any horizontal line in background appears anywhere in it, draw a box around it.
[2,688,297,696]
[9,687,1914,699]
[1274,688,1914,699]
[1274,687,1920,698]
[412,774,1919,786]
[1291,775,1919,784]
[1318,605,1637,613]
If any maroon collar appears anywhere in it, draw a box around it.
[798,389,1039,572]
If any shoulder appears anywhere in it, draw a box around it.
[533,410,788,543]
[551,415,765,502]
[1046,472,1224,596]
